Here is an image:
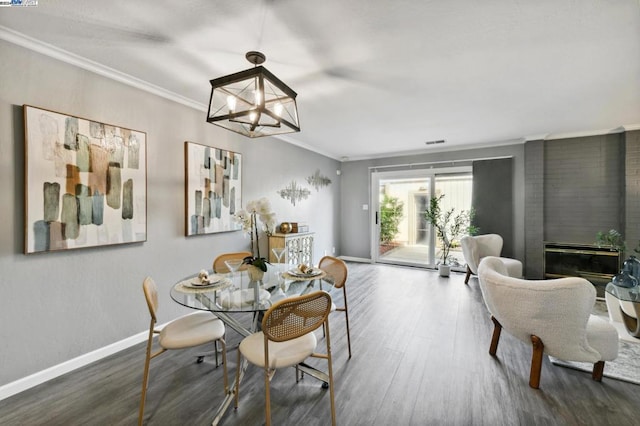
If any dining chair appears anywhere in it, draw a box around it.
[234,291,336,426]
[319,255,352,358]
[212,251,252,273]
[139,277,228,426]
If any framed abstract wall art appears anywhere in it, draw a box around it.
[184,141,242,236]
[24,105,147,254]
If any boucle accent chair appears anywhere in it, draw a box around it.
[477,256,619,389]
[460,234,522,284]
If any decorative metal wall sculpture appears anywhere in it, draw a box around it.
[24,105,147,253]
[277,180,311,206]
[185,141,242,235]
[306,169,332,191]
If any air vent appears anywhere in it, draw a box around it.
[425,140,445,145]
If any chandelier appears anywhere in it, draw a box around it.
[206,51,300,138]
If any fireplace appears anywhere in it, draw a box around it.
[544,242,622,298]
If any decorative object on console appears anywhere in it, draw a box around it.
[206,51,300,138]
[277,180,311,206]
[233,198,277,272]
[306,169,332,191]
[23,105,147,254]
[184,141,242,236]
[279,222,292,234]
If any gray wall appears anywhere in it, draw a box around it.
[339,144,526,263]
[0,40,340,387]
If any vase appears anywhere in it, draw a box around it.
[623,255,640,279]
[612,271,638,288]
[247,265,265,283]
[438,264,451,277]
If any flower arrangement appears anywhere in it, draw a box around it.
[233,197,277,272]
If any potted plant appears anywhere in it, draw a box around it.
[424,194,475,277]
[233,198,277,281]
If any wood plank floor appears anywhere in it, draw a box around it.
[1,262,639,426]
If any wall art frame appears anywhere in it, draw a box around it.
[24,105,147,254]
[184,141,242,236]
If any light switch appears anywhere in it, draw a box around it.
[362,204,369,210]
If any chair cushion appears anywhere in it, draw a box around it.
[159,311,225,350]
[585,315,619,361]
[498,257,523,279]
[240,331,317,369]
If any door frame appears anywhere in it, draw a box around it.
[371,166,472,268]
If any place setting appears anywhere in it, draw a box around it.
[175,269,232,293]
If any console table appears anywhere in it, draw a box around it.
[268,232,314,265]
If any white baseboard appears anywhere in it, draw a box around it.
[0,331,148,401]
[339,256,372,263]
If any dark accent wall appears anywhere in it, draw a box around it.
[524,140,545,278]
[524,132,640,278]
[544,134,624,243]
[625,130,640,252]
[472,158,514,257]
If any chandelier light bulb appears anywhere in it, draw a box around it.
[226,95,236,111]
[274,103,283,117]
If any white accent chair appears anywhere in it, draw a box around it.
[460,234,522,284]
[477,256,618,389]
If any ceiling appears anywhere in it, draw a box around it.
[1,0,639,161]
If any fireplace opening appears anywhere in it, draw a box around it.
[544,242,622,298]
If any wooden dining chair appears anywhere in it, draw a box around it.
[139,277,228,426]
[319,255,352,358]
[212,251,252,273]
[234,291,336,426]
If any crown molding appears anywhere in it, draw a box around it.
[0,25,207,112]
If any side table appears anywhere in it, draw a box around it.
[605,282,640,338]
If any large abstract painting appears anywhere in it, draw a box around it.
[184,141,242,236]
[24,105,147,254]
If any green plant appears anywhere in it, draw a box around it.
[379,193,404,245]
[595,229,626,253]
[424,194,475,265]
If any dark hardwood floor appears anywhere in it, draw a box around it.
[1,262,638,426]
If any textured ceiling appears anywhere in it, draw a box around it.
[1,0,639,160]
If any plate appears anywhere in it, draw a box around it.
[287,269,323,278]
[189,275,222,286]
[183,278,229,290]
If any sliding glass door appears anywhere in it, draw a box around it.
[371,167,472,269]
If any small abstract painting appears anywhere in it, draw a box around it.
[306,169,332,191]
[24,105,147,254]
[278,180,311,206]
[185,141,242,235]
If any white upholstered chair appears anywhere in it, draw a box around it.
[477,256,619,389]
[139,277,228,425]
[234,291,336,426]
[460,234,522,284]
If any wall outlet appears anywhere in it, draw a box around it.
[332,247,336,254]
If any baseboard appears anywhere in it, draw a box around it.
[0,330,148,402]
[339,256,372,263]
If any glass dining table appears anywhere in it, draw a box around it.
[170,264,334,425]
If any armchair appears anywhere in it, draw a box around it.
[460,234,522,284]
[477,256,618,389]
